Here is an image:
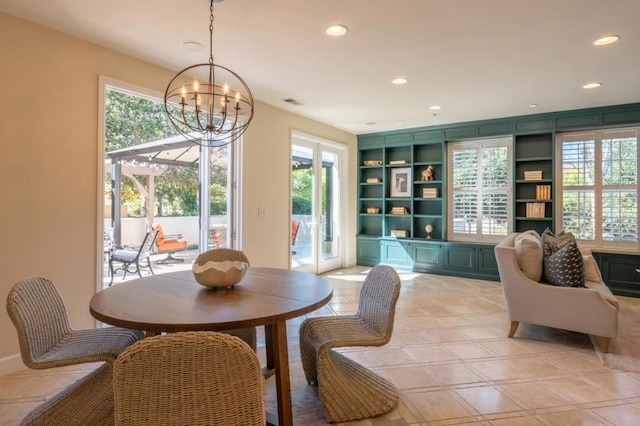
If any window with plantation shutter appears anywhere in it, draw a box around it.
[447,137,512,241]
[557,128,639,249]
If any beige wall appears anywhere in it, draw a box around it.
[0,12,356,373]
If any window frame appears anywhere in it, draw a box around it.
[555,127,639,251]
[446,136,513,243]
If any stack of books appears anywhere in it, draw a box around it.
[524,170,543,181]
[391,206,408,215]
[389,160,407,165]
[390,229,408,237]
[526,202,545,218]
[422,188,438,198]
[366,177,381,183]
[536,184,551,200]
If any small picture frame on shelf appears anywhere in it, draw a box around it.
[390,167,411,197]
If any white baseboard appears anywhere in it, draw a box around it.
[0,354,26,377]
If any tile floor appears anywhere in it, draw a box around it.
[3,266,640,425]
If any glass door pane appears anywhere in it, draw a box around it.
[291,143,315,271]
[319,148,341,272]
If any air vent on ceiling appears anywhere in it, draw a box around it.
[282,98,303,106]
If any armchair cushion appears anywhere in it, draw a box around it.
[583,254,603,283]
[543,241,586,287]
[514,230,543,281]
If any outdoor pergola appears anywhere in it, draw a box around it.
[106,133,212,249]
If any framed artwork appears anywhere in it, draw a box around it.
[390,167,411,197]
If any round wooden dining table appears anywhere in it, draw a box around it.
[90,267,333,426]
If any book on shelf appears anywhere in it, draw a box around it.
[389,160,407,165]
[422,188,438,198]
[524,170,543,181]
[536,184,551,200]
[390,206,409,215]
[390,229,408,237]
[526,202,545,218]
[366,177,381,183]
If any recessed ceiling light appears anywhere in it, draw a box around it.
[529,103,538,108]
[429,105,442,111]
[397,121,404,124]
[326,25,348,36]
[180,41,204,52]
[365,121,377,127]
[583,82,603,89]
[593,35,621,46]
[392,78,408,85]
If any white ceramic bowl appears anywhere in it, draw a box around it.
[192,260,249,289]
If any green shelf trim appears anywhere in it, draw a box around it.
[359,182,383,185]
[359,165,384,169]
[360,198,383,201]
[415,197,443,201]
[385,198,411,201]
[413,214,441,218]
[515,156,553,162]
[413,180,443,184]
[385,163,411,167]
[359,213,382,216]
[414,161,443,166]
[515,179,553,184]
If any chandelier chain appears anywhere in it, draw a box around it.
[209,0,214,64]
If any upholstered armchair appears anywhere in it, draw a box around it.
[494,232,618,352]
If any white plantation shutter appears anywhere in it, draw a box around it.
[448,137,512,241]
[451,149,478,234]
[558,128,639,249]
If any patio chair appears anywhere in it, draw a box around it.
[109,230,159,286]
[113,331,265,426]
[193,249,257,351]
[6,276,144,369]
[152,223,188,263]
[291,220,300,255]
[299,265,401,423]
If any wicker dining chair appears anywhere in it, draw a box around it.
[193,248,257,350]
[113,331,265,426]
[6,276,144,369]
[299,264,402,423]
[21,363,114,426]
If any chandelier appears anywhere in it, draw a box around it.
[164,0,254,147]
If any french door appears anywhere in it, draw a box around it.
[291,132,344,274]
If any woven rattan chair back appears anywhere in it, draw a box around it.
[113,331,265,426]
[7,277,72,368]
[357,264,402,340]
[7,276,143,369]
[298,264,401,422]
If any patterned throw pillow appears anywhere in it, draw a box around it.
[541,228,574,256]
[541,229,585,287]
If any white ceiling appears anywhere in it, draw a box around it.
[1,0,639,135]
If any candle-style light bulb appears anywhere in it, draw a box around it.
[180,86,186,105]
[235,92,240,109]
[223,84,229,94]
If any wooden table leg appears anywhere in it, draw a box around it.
[266,321,293,426]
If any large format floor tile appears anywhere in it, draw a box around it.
[2,266,640,425]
